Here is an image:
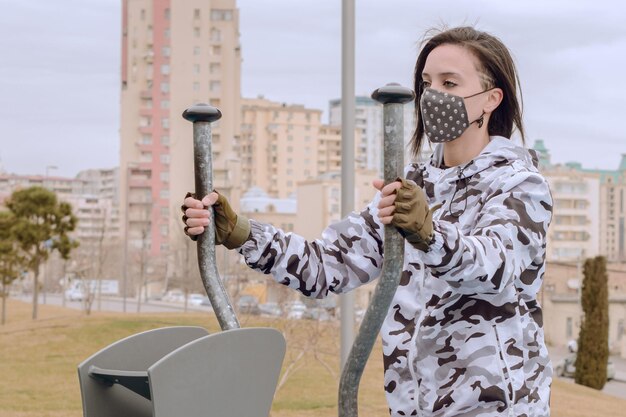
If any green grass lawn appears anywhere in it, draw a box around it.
[1,299,625,417]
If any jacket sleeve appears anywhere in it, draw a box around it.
[237,194,385,299]
[421,170,553,295]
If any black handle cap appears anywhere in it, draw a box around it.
[371,83,415,105]
[182,103,222,123]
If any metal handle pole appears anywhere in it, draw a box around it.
[338,83,414,417]
[182,103,240,330]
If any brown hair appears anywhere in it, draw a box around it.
[410,26,525,158]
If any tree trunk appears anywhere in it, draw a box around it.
[32,267,40,320]
[1,281,6,325]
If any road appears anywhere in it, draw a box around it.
[13,293,212,314]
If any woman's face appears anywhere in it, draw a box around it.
[421,44,490,124]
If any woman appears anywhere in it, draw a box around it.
[182,26,553,417]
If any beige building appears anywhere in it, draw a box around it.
[240,97,367,199]
[0,170,120,245]
[329,96,418,174]
[119,0,242,282]
[543,165,601,261]
[534,141,626,263]
[542,261,626,358]
[600,168,626,262]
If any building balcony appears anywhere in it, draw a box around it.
[138,126,152,135]
[140,90,152,99]
[128,197,153,205]
[128,178,152,188]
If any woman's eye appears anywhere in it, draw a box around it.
[443,80,457,88]
[422,80,431,88]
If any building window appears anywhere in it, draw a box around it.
[161,82,169,93]
[211,9,233,21]
[141,134,152,145]
[160,172,169,182]
[193,64,201,74]
[194,27,201,38]
[161,118,169,128]
[211,45,221,55]
[193,82,200,91]
[161,64,169,74]
[211,28,222,42]
[160,206,169,217]
[160,242,169,251]
[162,46,170,56]
[161,100,169,109]
[194,46,201,56]
[140,116,151,127]
[160,154,170,164]
[194,9,200,19]
[164,8,170,20]
[140,9,145,20]
[209,80,221,92]
[140,152,152,163]
[161,135,170,146]
[164,28,170,39]
[566,317,573,339]
[209,63,220,74]
[160,224,168,236]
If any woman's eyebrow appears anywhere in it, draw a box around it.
[421,71,462,78]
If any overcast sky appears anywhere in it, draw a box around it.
[1,0,625,177]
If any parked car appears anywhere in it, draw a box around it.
[187,293,208,306]
[286,301,307,319]
[163,290,185,303]
[554,353,616,381]
[65,288,86,301]
[259,302,282,317]
[303,307,332,321]
[237,295,260,315]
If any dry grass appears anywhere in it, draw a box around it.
[0,299,624,417]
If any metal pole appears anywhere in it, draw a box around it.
[340,0,356,370]
[338,83,414,417]
[122,164,130,313]
[183,103,240,330]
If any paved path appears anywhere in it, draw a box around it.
[549,345,626,400]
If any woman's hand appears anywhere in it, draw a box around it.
[372,179,402,224]
[181,191,250,249]
[373,178,439,251]
[182,192,219,237]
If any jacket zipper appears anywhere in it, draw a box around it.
[408,266,426,417]
[493,325,516,417]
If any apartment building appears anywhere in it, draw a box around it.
[239,97,366,199]
[239,98,322,199]
[534,140,626,262]
[0,169,121,250]
[328,95,418,174]
[119,0,242,270]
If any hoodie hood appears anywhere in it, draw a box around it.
[428,136,539,181]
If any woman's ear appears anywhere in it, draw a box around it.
[484,87,504,114]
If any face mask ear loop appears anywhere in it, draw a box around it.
[476,111,485,128]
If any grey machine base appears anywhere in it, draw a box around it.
[78,326,286,417]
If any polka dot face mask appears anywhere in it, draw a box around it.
[420,87,490,143]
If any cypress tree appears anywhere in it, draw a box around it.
[574,256,609,389]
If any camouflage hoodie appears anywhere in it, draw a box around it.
[238,136,553,417]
